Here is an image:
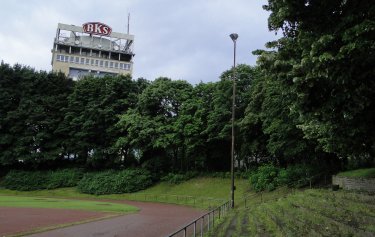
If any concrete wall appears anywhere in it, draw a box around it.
[332,175,375,193]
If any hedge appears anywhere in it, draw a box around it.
[1,169,84,191]
[77,169,153,195]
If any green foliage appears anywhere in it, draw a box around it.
[2,170,47,191]
[0,63,74,166]
[250,164,280,191]
[77,169,153,195]
[61,75,142,168]
[277,164,315,187]
[262,0,375,160]
[1,169,83,191]
[250,164,319,191]
[2,0,373,177]
[46,168,84,189]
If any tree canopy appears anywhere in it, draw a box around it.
[1,1,373,173]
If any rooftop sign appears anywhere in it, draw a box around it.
[82,22,112,36]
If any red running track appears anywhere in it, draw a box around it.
[4,200,205,237]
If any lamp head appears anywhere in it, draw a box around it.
[229,33,238,41]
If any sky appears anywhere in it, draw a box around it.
[0,0,278,84]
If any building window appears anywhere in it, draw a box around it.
[99,60,104,67]
[56,55,63,61]
[70,56,74,63]
[114,62,118,69]
[91,59,94,65]
[80,58,85,64]
[109,62,114,68]
[95,60,99,66]
[75,57,79,63]
[64,56,69,62]
[104,61,108,67]
[86,58,90,65]
[119,63,124,69]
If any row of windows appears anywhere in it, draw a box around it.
[56,55,131,71]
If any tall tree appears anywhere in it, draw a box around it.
[0,63,73,167]
[116,78,193,171]
[61,75,139,168]
[263,0,375,164]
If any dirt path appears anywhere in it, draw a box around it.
[21,200,205,237]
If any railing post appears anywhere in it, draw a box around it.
[201,216,204,237]
[208,213,210,231]
[183,227,186,237]
[193,220,196,237]
[213,211,215,227]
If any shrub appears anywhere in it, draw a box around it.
[77,169,153,195]
[277,164,315,187]
[249,163,320,192]
[1,169,84,191]
[46,168,84,189]
[2,170,48,191]
[249,164,280,192]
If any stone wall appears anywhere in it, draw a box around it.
[332,175,375,194]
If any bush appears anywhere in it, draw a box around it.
[249,164,320,192]
[2,170,48,191]
[46,168,84,189]
[249,164,280,192]
[277,164,315,187]
[77,169,153,195]
[1,169,84,191]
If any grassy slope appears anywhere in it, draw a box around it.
[137,177,250,199]
[337,168,375,178]
[210,188,375,237]
[0,195,138,213]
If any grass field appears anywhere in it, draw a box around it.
[0,177,250,209]
[337,168,375,178]
[0,195,138,213]
[210,188,375,237]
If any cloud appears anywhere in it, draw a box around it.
[0,0,277,84]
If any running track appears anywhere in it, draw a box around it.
[25,200,205,237]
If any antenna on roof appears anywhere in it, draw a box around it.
[127,13,130,34]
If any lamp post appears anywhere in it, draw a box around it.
[229,33,238,209]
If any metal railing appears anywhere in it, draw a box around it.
[167,201,230,237]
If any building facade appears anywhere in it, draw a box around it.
[51,22,134,80]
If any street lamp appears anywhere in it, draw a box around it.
[229,33,238,209]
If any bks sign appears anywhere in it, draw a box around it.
[82,22,112,36]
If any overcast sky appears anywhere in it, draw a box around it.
[0,0,277,84]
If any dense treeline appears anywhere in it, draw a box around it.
[1,0,374,176]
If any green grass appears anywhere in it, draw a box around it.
[0,195,138,213]
[137,177,249,199]
[0,177,250,209]
[337,168,375,178]
[209,188,375,237]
